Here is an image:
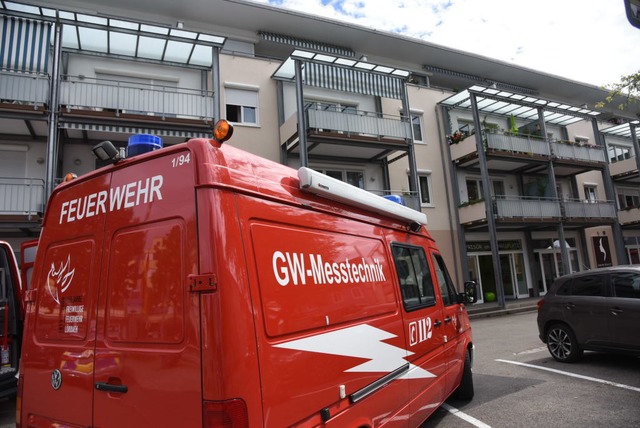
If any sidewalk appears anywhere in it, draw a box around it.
[466,297,540,319]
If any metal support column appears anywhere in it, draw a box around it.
[45,19,63,201]
[294,59,308,167]
[470,92,505,308]
[593,119,628,264]
[538,109,570,273]
[211,47,221,122]
[400,82,420,211]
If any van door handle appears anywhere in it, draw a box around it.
[444,317,452,324]
[564,303,575,310]
[95,381,128,394]
[433,320,442,327]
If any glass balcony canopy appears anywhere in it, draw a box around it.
[1,1,226,67]
[600,120,640,138]
[441,85,601,126]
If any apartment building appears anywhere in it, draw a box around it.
[1,0,639,307]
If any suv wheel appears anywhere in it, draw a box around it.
[546,323,583,363]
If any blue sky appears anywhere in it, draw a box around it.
[253,0,640,88]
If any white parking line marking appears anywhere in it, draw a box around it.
[442,403,492,428]
[513,346,547,356]
[496,359,640,393]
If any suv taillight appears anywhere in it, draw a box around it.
[203,399,249,428]
[536,299,544,311]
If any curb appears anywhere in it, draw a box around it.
[468,305,537,320]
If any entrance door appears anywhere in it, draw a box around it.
[537,249,579,295]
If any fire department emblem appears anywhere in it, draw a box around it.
[47,254,75,305]
[51,369,62,390]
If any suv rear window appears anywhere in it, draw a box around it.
[611,272,640,299]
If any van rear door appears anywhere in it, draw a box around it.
[92,150,202,426]
[0,241,21,398]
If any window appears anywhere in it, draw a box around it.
[412,114,423,142]
[316,168,364,189]
[607,143,632,163]
[611,272,640,299]
[466,178,483,202]
[392,244,435,311]
[225,87,258,125]
[570,275,605,297]
[584,185,598,202]
[431,253,458,306]
[418,173,432,206]
[617,188,640,209]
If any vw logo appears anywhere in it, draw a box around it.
[51,369,62,390]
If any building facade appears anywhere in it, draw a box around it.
[1,0,639,307]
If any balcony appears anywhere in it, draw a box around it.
[563,199,617,220]
[281,104,411,146]
[0,70,49,109]
[0,177,45,221]
[458,196,616,227]
[449,132,606,169]
[551,140,606,164]
[609,156,639,180]
[618,207,640,226]
[59,75,214,121]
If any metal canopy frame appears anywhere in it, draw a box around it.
[440,85,601,126]
[1,0,226,67]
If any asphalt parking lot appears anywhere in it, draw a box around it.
[422,310,640,427]
[3,311,639,427]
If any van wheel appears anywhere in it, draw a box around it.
[452,350,474,400]
[546,323,583,363]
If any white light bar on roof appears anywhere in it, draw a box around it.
[298,167,428,226]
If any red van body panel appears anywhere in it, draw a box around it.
[18,137,473,428]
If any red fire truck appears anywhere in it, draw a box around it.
[17,121,476,427]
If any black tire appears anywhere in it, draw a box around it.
[452,350,474,400]
[546,323,583,363]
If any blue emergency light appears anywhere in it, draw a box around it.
[127,134,163,156]
[382,194,406,206]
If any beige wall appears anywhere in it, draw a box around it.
[219,54,282,161]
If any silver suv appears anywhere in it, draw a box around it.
[536,266,640,362]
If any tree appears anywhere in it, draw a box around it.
[595,71,640,111]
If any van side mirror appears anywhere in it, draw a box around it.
[462,280,478,304]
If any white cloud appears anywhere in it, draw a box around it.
[254,0,640,87]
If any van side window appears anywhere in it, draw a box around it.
[391,244,436,311]
[431,253,458,306]
[611,272,640,299]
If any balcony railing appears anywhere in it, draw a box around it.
[458,195,616,225]
[563,199,617,219]
[487,133,550,156]
[306,104,411,140]
[59,75,214,120]
[609,156,639,178]
[495,196,561,219]
[449,132,606,165]
[0,70,49,107]
[551,141,606,163]
[618,207,640,225]
[0,177,45,219]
